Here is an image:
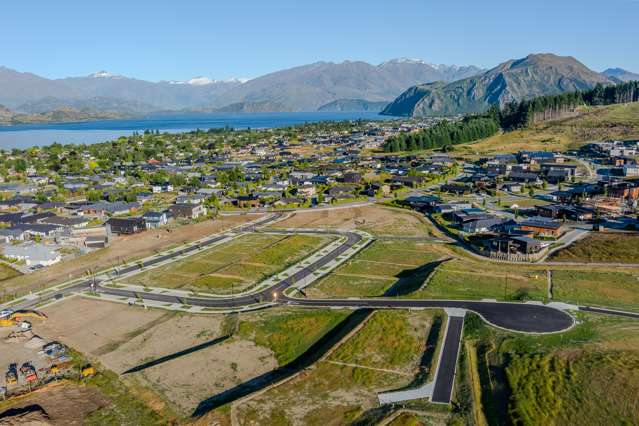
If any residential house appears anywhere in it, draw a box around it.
[518,218,564,237]
[3,243,61,266]
[143,211,169,229]
[106,217,146,235]
[296,185,317,198]
[490,236,542,254]
[169,204,207,220]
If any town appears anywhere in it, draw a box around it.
[0,120,636,277]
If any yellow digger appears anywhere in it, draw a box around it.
[0,310,47,327]
[5,364,17,386]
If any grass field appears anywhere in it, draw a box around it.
[549,232,639,264]
[552,270,639,311]
[237,309,349,366]
[235,310,435,426]
[465,311,639,426]
[0,262,20,280]
[123,233,332,294]
[309,240,446,298]
[506,350,639,425]
[456,102,639,155]
[409,259,548,302]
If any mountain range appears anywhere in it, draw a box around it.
[602,68,639,82]
[0,56,637,123]
[382,54,617,117]
[0,60,483,118]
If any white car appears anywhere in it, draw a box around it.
[0,309,14,319]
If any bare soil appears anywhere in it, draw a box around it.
[1,214,262,297]
[34,297,278,414]
[0,381,109,425]
[275,205,437,237]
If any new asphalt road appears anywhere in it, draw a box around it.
[10,212,577,334]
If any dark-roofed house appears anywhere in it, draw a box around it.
[106,217,146,235]
[440,184,472,195]
[390,176,426,188]
[461,216,504,233]
[490,236,542,254]
[518,219,564,237]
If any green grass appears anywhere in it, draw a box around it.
[237,309,349,366]
[506,351,639,425]
[465,311,639,426]
[0,262,21,282]
[310,240,445,298]
[549,232,639,264]
[330,311,423,380]
[552,270,639,311]
[409,259,547,301]
[123,233,332,293]
[236,310,434,426]
[457,102,639,156]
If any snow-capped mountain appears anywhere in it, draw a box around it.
[89,71,124,79]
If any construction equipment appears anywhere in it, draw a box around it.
[19,363,38,389]
[0,310,47,328]
[81,365,95,378]
[5,364,17,386]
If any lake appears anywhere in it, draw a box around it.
[0,111,392,149]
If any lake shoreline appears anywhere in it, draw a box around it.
[0,111,392,149]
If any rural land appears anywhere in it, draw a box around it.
[0,54,639,426]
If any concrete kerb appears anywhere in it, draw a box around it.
[0,213,276,311]
[378,309,466,405]
[80,291,277,314]
[111,228,373,301]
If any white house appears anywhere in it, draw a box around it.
[3,243,62,267]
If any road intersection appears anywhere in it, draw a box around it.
[2,211,635,406]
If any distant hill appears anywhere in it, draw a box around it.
[0,104,123,125]
[0,60,483,117]
[210,100,292,113]
[317,99,390,112]
[383,54,614,117]
[602,68,639,82]
[0,67,242,112]
[211,59,483,111]
[16,96,158,115]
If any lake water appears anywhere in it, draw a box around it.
[0,111,392,149]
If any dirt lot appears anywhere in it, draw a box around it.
[0,214,262,297]
[274,205,438,237]
[0,381,109,425]
[34,297,279,414]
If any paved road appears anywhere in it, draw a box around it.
[431,316,464,403]
[8,211,576,334]
[288,298,573,333]
[579,306,639,319]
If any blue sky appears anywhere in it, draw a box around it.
[2,0,638,81]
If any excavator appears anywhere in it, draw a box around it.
[0,310,47,328]
[5,364,17,386]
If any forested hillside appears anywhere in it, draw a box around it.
[383,81,639,153]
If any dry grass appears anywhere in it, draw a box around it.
[275,204,438,237]
[549,232,639,264]
[309,240,446,298]
[125,233,331,293]
[0,214,262,297]
[458,102,639,155]
[235,310,435,426]
[552,270,639,311]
